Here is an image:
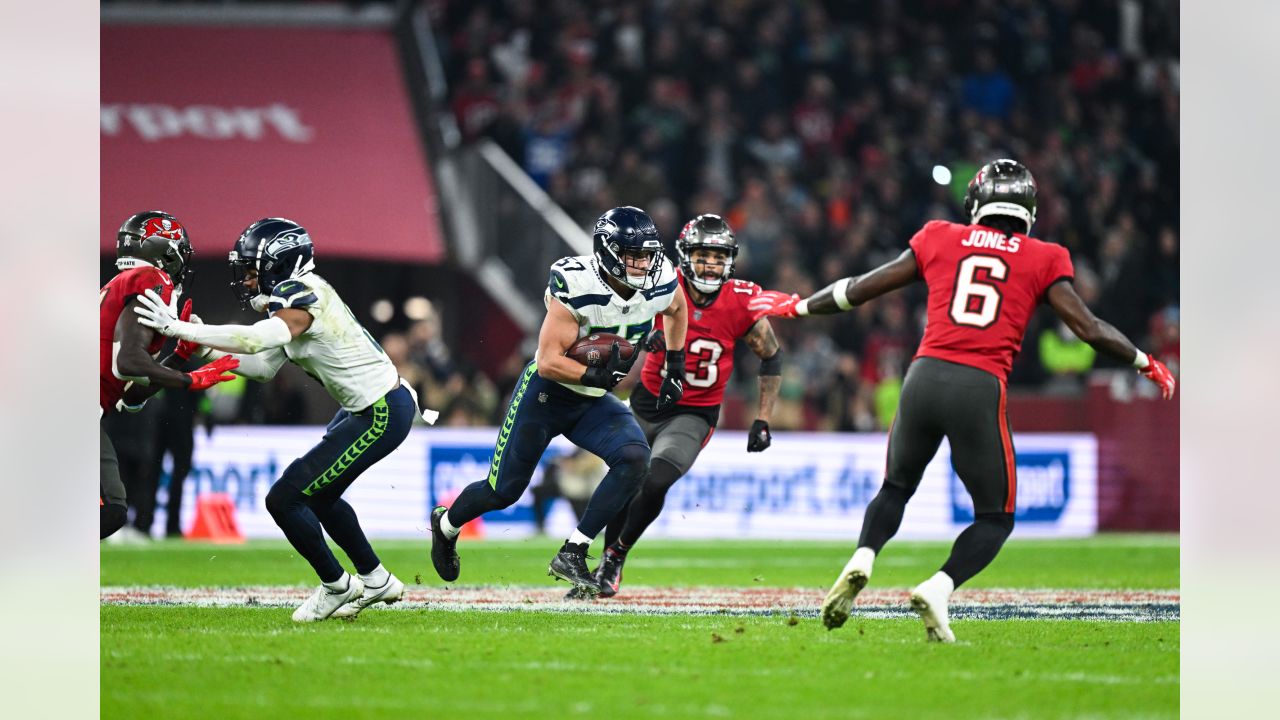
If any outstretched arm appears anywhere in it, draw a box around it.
[135,289,312,354]
[753,249,920,318]
[1045,280,1176,399]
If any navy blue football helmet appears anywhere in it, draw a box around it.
[593,206,664,290]
[228,217,315,308]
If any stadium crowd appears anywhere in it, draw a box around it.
[434,0,1179,431]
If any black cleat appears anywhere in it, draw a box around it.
[595,547,626,599]
[548,542,600,597]
[430,506,460,582]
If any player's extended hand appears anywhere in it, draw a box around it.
[656,349,686,410]
[173,300,204,360]
[748,290,801,319]
[186,355,239,391]
[581,340,631,390]
[747,419,772,452]
[1138,355,1176,400]
[642,328,667,354]
[134,288,184,336]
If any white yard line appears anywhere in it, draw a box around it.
[101,585,1179,622]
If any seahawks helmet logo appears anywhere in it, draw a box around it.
[594,218,619,237]
[265,230,310,258]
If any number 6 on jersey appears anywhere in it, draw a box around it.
[949,255,1008,328]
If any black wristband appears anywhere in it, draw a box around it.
[759,349,782,376]
[665,349,686,376]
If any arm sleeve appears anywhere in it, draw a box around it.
[172,316,294,354]
[229,346,288,382]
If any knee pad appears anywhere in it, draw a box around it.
[265,481,304,518]
[100,503,128,539]
[975,511,1015,535]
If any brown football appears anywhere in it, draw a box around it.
[565,332,635,367]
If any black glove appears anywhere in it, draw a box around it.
[581,341,630,390]
[747,419,772,452]
[642,328,667,354]
[656,349,686,410]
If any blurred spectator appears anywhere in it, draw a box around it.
[440,0,1179,429]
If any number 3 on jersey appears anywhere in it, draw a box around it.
[660,337,722,388]
[949,255,1008,328]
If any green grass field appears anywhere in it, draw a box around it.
[101,535,1179,719]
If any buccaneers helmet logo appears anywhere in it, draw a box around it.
[142,217,185,241]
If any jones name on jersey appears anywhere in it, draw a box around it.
[544,254,678,397]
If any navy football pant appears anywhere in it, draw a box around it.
[265,384,415,583]
[447,361,650,539]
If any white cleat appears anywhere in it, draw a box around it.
[331,574,405,619]
[292,577,365,623]
[909,573,956,643]
[821,548,875,630]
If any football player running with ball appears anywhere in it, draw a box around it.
[586,214,783,598]
[428,206,689,598]
[753,160,1176,642]
[100,211,239,539]
[135,218,424,623]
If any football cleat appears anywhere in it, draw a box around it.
[595,547,626,599]
[430,506,461,582]
[909,573,957,643]
[820,548,874,630]
[548,542,600,597]
[292,576,365,623]
[330,573,405,619]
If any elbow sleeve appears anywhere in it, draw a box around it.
[759,349,783,376]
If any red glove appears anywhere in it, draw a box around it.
[186,355,240,391]
[747,290,802,319]
[173,300,202,360]
[1138,354,1176,400]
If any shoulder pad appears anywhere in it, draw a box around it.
[123,266,173,299]
[268,278,318,314]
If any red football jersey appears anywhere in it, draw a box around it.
[640,273,766,406]
[99,266,175,413]
[910,220,1074,380]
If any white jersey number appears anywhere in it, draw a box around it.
[949,255,1008,329]
[686,338,723,388]
[660,337,722,388]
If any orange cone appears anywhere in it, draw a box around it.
[186,492,246,544]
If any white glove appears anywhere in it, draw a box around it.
[134,288,187,337]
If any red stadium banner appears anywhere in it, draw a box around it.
[102,25,445,263]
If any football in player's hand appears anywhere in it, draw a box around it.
[565,333,635,367]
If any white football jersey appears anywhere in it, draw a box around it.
[544,254,678,397]
[268,273,399,412]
